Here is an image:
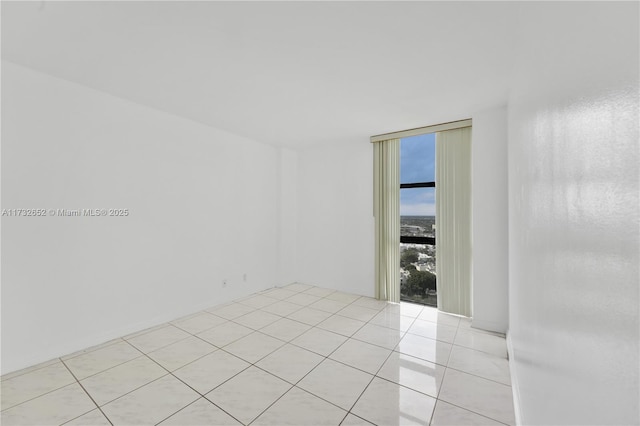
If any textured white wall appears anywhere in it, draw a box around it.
[507,2,639,424]
[471,107,508,333]
[296,142,375,297]
[1,62,279,374]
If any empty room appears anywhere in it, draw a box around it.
[1,1,638,425]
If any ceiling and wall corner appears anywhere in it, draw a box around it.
[1,1,520,149]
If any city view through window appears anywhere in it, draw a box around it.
[400,133,436,306]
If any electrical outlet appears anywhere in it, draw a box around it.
[243,273,247,282]
[222,279,227,288]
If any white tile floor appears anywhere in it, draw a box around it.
[0,284,516,425]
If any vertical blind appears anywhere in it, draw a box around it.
[436,127,472,316]
[373,139,400,302]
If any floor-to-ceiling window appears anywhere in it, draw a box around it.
[400,133,436,306]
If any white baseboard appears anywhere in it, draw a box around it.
[506,331,523,425]
[471,318,507,335]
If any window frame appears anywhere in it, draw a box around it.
[400,181,436,246]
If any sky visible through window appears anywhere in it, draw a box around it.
[400,133,435,216]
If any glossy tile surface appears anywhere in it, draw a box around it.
[79,356,166,406]
[260,317,312,342]
[309,298,350,314]
[223,331,285,363]
[408,319,458,343]
[438,368,515,425]
[431,400,505,426]
[171,311,227,334]
[255,343,324,384]
[206,366,291,424]
[253,387,347,425]
[329,338,392,374]
[341,413,375,425]
[125,325,191,354]
[337,304,380,322]
[298,359,373,410]
[352,377,436,426]
[65,408,112,425]
[146,335,216,371]
[369,310,416,331]
[172,350,250,394]
[237,294,279,309]
[287,306,333,325]
[101,375,199,425]
[286,293,321,306]
[377,352,445,398]
[232,310,281,330]
[1,383,95,425]
[317,314,367,337]
[261,300,304,317]
[64,340,142,380]
[1,361,76,410]
[0,285,514,426]
[291,327,347,356]
[353,323,405,349]
[396,332,453,366]
[206,302,254,319]
[159,398,241,425]
[196,321,253,347]
[447,345,511,385]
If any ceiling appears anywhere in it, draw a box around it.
[2,1,521,148]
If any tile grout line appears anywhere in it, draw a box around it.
[59,359,114,426]
[427,318,460,426]
[340,307,420,423]
[243,383,296,425]
[151,397,213,426]
[199,285,354,424]
[242,292,389,424]
[442,364,513,387]
[172,299,371,424]
[0,365,75,413]
[139,353,247,426]
[250,290,409,424]
[429,320,513,426]
[322,291,511,426]
[104,338,248,425]
[0,381,80,416]
[431,398,512,426]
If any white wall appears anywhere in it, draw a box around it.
[507,2,639,424]
[296,141,375,297]
[277,147,298,286]
[471,107,509,333]
[1,61,279,374]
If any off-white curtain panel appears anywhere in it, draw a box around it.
[436,127,472,316]
[373,139,400,302]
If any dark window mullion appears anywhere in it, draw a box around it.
[400,236,436,245]
[400,182,435,189]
